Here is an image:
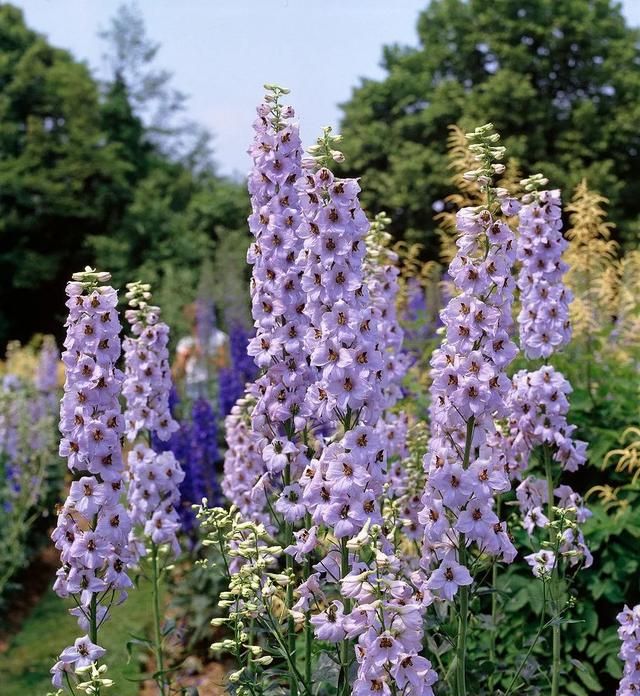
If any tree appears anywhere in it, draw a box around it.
[0,5,128,344]
[339,0,640,252]
[91,3,249,337]
[99,2,213,168]
[0,4,248,346]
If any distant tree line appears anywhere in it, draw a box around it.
[0,4,249,347]
[339,0,640,253]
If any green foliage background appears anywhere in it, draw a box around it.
[0,2,638,693]
[0,4,250,347]
[339,0,640,253]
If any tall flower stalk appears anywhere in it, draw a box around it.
[295,128,391,694]
[418,125,519,696]
[51,268,130,694]
[244,84,311,696]
[123,281,183,696]
[508,177,590,695]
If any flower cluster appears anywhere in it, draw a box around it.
[386,419,428,546]
[419,126,519,590]
[127,445,183,557]
[51,636,106,690]
[222,389,269,529]
[123,282,184,559]
[349,547,438,696]
[181,397,222,516]
[200,505,285,688]
[517,179,572,358]
[365,211,409,410]
[122,282,178,443]
[508,367,587,475]
[616,604,640,696]
[245,87,313,519]
[52,269,131,684]
[508,367,591,568]
[293,133,387,541]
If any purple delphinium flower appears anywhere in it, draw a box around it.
[346,548,438,696]
[508,179,591,575]
[508,367,587,475]
[219,322,258,416]
[244,88,313,521]
[517,187,572,359]
[123,282,185,557]
[418,128,520,598]
[127,444,184,557]
[507,366,591,569]
[296,157,387,537]
[122,285,179,443]
[425,559,473,601]
[58,635,106,669]
[52,269,131,682]
[183,397,222,511]
[616,604,640,696]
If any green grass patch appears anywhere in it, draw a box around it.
[0,577,156,695]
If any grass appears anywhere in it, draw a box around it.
[0,575,157,696]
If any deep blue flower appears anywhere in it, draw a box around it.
[218,322,257,416]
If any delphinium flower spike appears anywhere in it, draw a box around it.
[616,604,640,696]
[122,282,179,444]
[36,334,60,414]
[297,127,387,537]
[123,281,183,558]
[123,281,184,696]
[245,85,311,499]
[417,125,519,696]
[516,175,572,358]
[51,268,131,691]
[239,85,315,693]
[365,211,410,412]
[507,176,590,696]
[296,128,426,695]
[508,365,590,568]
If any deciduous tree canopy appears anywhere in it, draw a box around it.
[339,0,640,253]
[0,5,248,346]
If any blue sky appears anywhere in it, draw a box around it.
[15,0,640,177]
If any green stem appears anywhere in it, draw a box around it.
[151,542,167,696]
[504,582,548,696]
[489,496,501,686]
[263,602,312,696]
[489,560,498,681]
[544,444,560,696]
[338,538,351,696]
[284,463,298,696]
[456,415,475,696]
[89,591,98,645]
[305,554,313,689]
[456,538,469,696]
